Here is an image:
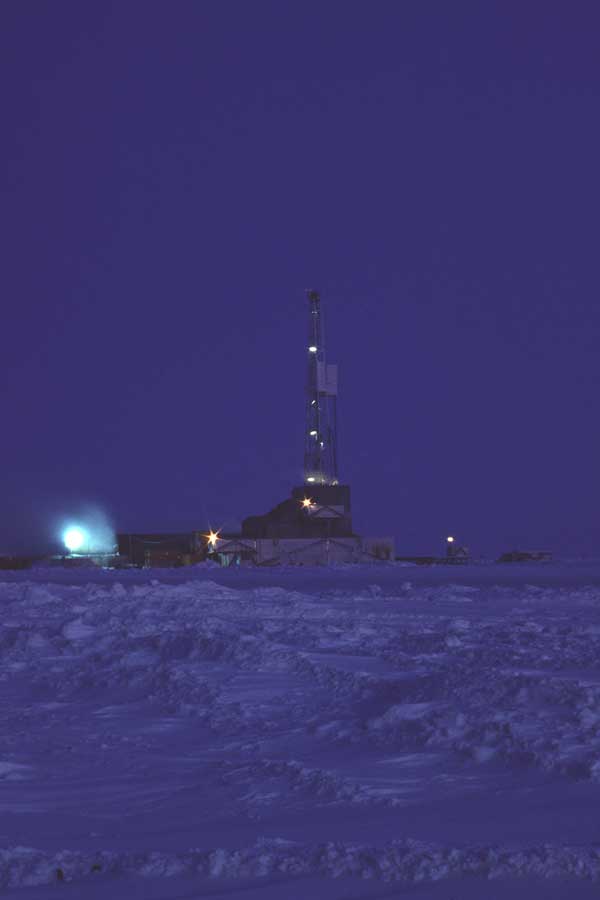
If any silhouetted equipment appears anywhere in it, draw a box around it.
[498,550,552,563]
[445,535,469,564]
[396,556,437,566]
[0,556,38,570]
[117,533,202,567]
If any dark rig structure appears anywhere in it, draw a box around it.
[241,290,354,550]
[226,290,393,565]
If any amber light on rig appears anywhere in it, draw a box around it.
[206,530,220,549]
[301,497,314,509]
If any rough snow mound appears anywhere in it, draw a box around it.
[4,568,600,896]
[4,838,600,890]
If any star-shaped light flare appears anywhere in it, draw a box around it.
[206,529,221,549]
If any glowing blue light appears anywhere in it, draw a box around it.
[63,526,87,553]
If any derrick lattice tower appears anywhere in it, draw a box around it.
[304,290,339,485]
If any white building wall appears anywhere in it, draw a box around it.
[256,537,362,566]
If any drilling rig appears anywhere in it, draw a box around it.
[304,290,339,486]
[242,289,352,544]
[120,288,395,567]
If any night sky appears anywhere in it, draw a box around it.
[2,2,600,557]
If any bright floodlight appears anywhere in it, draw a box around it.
[64,527,86,553]
[308,345,317,353]
[207,530,220,549]
[447,536,455,543]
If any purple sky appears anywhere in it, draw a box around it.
[2,1,600,557]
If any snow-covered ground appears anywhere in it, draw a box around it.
[3,563,600,898]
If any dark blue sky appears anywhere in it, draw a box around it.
[2,1,599,556]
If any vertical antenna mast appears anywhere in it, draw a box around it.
[304,290,338,485]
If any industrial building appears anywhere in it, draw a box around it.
[243,484,353,540]
[498,550,552,563]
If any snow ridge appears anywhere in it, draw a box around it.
[3,838,600,890]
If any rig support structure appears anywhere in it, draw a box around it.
[304,290,339,485]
